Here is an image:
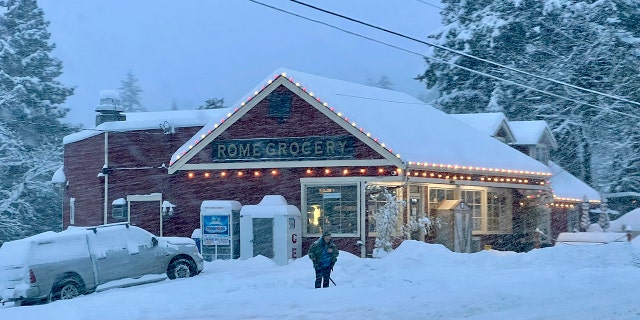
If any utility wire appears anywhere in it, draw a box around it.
[247,0,640,120]
[414,0,443,10]
[248,0,634,185]
[288,0,640,109]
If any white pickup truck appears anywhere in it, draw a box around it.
[0,223,203,306]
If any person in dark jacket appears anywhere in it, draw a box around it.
[308,230,339,288]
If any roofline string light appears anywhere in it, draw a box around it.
[406,169,546,186]
[407,162,551,177]
[552,195,601,204]
[170,72,550,178]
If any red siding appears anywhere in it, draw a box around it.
[63,85,389,257]
[189,85,384,163]
[63,126,203,232]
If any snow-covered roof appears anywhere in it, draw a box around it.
[549,161,600,202]
[509,120,558,149]
[63,109,231,145]
[607,208,640,232]
[239,195,301,218]
[200,200,242,211]
[51,165,66,183]
[450,113,510,138]
[555,232,628,245]
[171,68,551,176]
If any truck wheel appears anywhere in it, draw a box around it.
[50,277,82,302]
[167,259,194,279]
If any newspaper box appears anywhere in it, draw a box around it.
[240,195,302,265]
[200,200,242,261]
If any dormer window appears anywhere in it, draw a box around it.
[533,145,549,164]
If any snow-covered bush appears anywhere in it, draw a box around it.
[371,187,405,258]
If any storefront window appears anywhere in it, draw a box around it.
[305,184,358,235]
[488,191,509,232]
[365,186,400,233]
[428,187,455,216]
[462,190,482,231]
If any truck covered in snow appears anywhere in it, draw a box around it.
[0,223,203,306]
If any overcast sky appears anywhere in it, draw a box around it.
[37,0,443,128]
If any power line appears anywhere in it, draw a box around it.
[246,0,640,120]
[288,0,640,109]
[414,0,443,10]
[248,0,637,184]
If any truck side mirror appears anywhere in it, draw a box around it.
[152,237,158,247]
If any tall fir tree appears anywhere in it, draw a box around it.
[119,70,145,112]
[0,0,76,243]
[366,74,394,90]
[197,98,225,109]
[418,0,640,191]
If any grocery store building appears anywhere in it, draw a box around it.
[60,68,598,258]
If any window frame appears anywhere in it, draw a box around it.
[427,184,512,235]
[301,179,362,237]
[365,184,405,236]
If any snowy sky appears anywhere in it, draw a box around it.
[37,0,443,128]
[2,238,639,319]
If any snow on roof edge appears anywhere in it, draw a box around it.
[549,161,600,201]
[63,109,231,145]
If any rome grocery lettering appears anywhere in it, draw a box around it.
[211,136,355,162]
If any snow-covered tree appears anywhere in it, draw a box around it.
[170,99,178,111]
[0,0,74,243]
[0,0,75,146]
[198,98,225,109]
[119,70,145,112]
[369,186,405,257]
[597,199,611,232]
[419,0,640,190]
[403,216,432,242]
[580,198,591,232]
[366,74,394,90]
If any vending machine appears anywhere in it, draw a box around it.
[239,195,302,265]
[200,200,242,261]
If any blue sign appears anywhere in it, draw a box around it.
[202,215,230,246]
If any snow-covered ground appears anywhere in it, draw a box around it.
[2,238,640,320]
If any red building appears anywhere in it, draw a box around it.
[62,69,559,257]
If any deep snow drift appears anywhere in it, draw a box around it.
[2,238,639,320]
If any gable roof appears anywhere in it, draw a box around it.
[169,68,551,177]
[509,120,559,149]
[450,113,515,143]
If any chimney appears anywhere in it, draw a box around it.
[95,90,126,126]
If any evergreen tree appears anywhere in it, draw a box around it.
[367,186,405,258]
[197,98,225,109]
[0,0,75,145]
[119,70,145,112]
[0,0,75,243]
[366,74,394,90]
[419,0,640,190]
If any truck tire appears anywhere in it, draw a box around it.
[167,258,194,279]
[50,276,83,302]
